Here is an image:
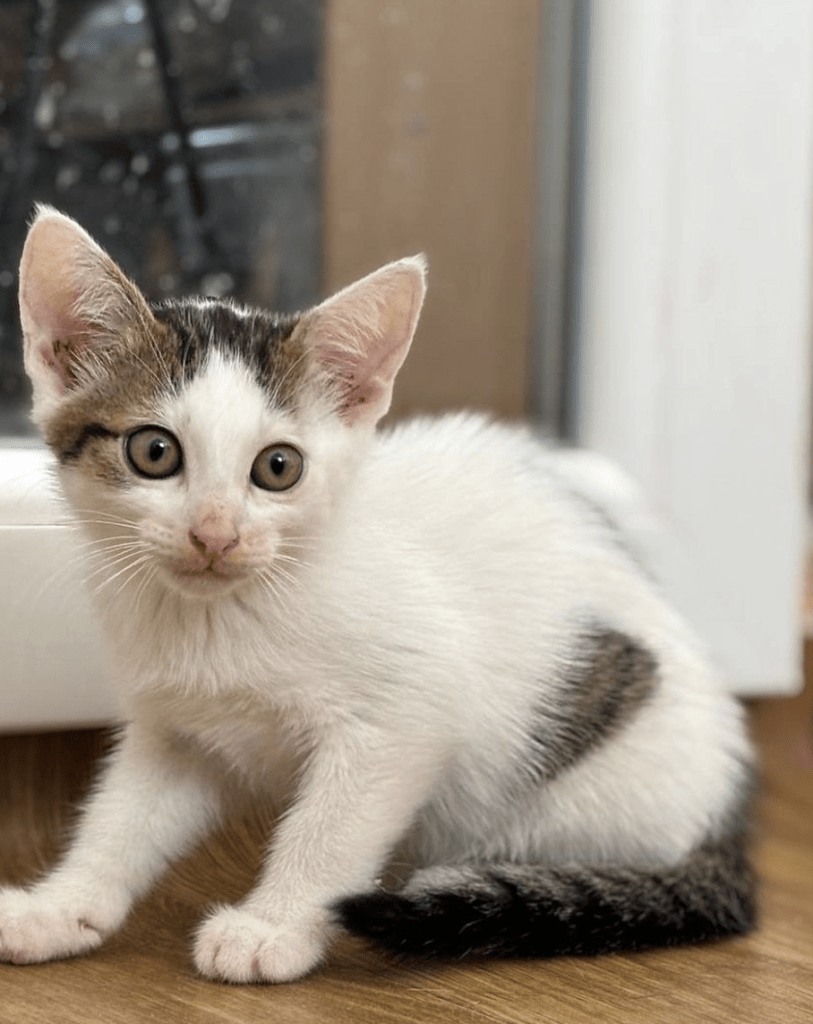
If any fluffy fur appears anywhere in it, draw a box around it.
[0,207,755,983]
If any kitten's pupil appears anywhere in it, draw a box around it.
[149,439,168,463]
[270,453,286,476]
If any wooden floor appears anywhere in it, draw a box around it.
[1,655,811,1024]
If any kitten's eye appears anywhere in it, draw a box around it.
[125,427,183,479]
[251,444,304,492]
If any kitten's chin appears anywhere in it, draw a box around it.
[161,565,247,600]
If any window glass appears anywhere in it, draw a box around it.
[0,0,322,434]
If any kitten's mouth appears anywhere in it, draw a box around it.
[165,560,244,595]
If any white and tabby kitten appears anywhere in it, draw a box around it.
[0,207,755,983]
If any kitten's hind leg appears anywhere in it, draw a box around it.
[0,721,222,965]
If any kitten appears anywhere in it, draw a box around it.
[0,206,755,983]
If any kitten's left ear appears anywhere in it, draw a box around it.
[18,204,156,422]
[303,255,427,427]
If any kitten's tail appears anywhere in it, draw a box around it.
[336,834,756,959]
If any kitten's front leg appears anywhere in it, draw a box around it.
[0,721,221,965]
[194,720,439,983]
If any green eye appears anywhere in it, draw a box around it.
[251,443,304,492]
[125,427,183,479]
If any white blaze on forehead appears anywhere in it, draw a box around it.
[159,349,297,495]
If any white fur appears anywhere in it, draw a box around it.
[0,369,750,980]
[2,221,751,981]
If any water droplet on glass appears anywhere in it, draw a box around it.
[103,102,121,128]
[34,91,56,131]
[196,0,232,24]
[47,130,64,148]
[158,273,178,293]
[0,270,14,288]
[56,163,82,190]
[178,11,197,33]
[131,153,150,175]
[122,175,139,196]
[165,164,186,184]
[99,159,126,184]
[124,1,144,24]
[137,48,156,69]
[262,14,283,35]
[104,215,122,235]
[161,132,181,154]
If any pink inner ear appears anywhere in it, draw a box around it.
[26,285,88,389]
[20,213,102,393]
[308,257,426,427]
[35,334,85,390]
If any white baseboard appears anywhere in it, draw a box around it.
[1,446,114,731]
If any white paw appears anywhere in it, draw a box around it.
[193,906,331,984]
[0,885,122,965]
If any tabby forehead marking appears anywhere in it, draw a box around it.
[150,299,305,407]
[527,628,658,782]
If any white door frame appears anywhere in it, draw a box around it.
[574,0,813,694]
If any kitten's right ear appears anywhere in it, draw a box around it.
[19,205,155,421]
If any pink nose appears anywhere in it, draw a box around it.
[188,527,239,559]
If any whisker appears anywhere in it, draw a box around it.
[83,544,148,571]
[109,557,156,604]
[70,534,140,549]
[83,553,151,590]
[91,554,154,598]
[133,564,159,614]
[68,515,142,532]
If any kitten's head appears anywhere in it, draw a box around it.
[18,205,425,600]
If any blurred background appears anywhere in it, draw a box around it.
[0,0,811,722]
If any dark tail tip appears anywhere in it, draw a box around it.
[336,887,511,959]
[336,855,757,961]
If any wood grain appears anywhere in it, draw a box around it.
[322,0,541,420]
[1,653,811,1023]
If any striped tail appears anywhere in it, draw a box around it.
[336,834,756,959]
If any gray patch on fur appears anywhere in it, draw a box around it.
[527,627,658,782]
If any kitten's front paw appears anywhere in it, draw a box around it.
[193,906,331,984]
[0,886,120,965]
